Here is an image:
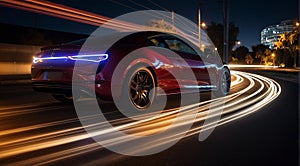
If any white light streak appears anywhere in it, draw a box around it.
[0,71,281,165]
[228,64,278,68]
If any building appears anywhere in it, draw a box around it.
[260,20,296,49]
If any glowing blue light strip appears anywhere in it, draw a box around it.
[183,85,217,89]
[67,54,109,62]
[33,54,108,63]
[33,56,67,63]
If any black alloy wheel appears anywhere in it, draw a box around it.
[128,68,155,110]
[219,68,231,96]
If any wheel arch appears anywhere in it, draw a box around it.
[124,60,158,87]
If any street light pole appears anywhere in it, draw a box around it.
[294,21,299,68]
[223,0,229,64]
[198,4,201,48]
[171,10,174,27]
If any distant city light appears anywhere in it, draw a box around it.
[271,53,275,57]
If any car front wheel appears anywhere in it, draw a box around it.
[216,68,231,97]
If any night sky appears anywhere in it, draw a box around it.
[0,0,299,50]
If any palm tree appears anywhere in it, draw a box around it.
[275,28,299,67]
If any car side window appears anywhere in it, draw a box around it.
[164,39,197,55]
[149,38,167,48]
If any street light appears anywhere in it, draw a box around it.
[271,53,276,67]
[296,22,299,27]
[201,22,206,29]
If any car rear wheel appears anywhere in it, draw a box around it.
[127,67,155,110]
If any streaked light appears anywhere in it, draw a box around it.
[0,0,143,31]
[33,54,108,63]
[228,64,278,68]
[0,70,282,165]
[183,85,217,89]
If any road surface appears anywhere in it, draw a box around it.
[0,70,298,166]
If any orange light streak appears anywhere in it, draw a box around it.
[0,0,142,31]
[0,71,281,164]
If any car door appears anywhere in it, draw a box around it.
[163,38,215,92]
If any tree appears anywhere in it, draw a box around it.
[252,44,269,64]
[206,22,239,61]
[146,19,175,32]
[233,46,249,61]
[263,48,273,65]
[245,53,254,64]
[275,28,299,67]
[252,44,268,58]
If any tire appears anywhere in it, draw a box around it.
[121,66,156,112]
[216,68,231,97]
[52,94,73,103]
[128,67,156,110]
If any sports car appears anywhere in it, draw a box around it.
[32,31,230,111]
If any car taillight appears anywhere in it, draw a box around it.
[33,53,108,64]
[67,54,108,62]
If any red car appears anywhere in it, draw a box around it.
[32,31,230,110]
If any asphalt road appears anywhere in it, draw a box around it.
[0,70,298,166]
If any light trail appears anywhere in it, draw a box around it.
[109,0,139,11]
[230,72,244,86]
[146,0,170,11]
[0,1,282,164]
[0,71,281,165]
[0,105,65,118]
[0,0,142,31]
[0,0,206,49]
[228,64,279,68]
[0,0,191,34]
